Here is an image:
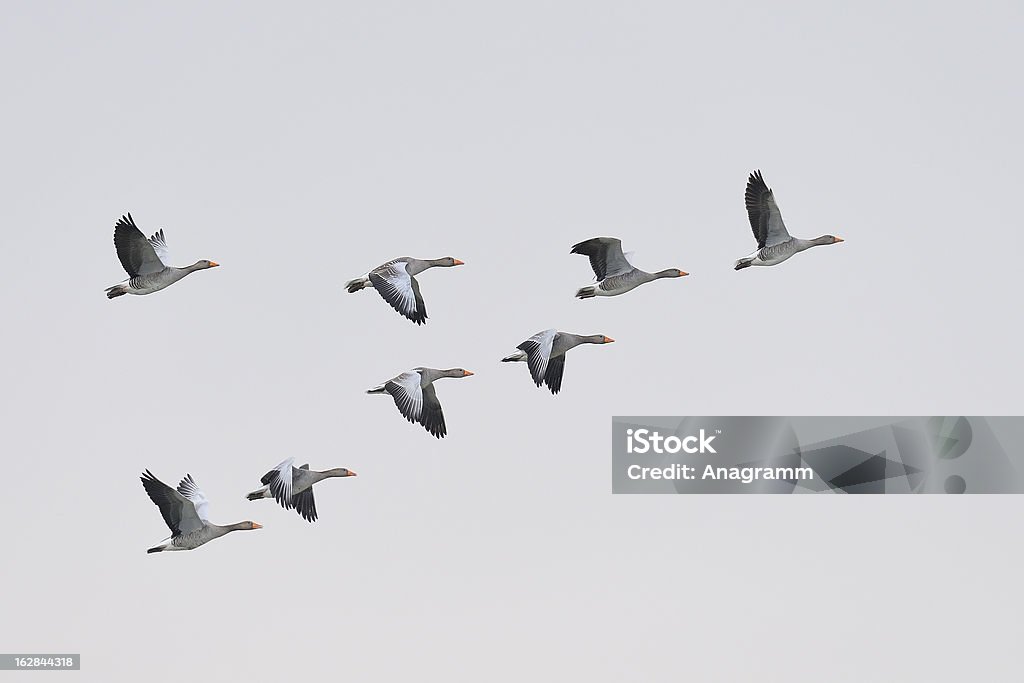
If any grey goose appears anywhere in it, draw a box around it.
[502,329,614,394]
[345,257,464,325]
[368,367,473,438]
[734,170,843,270]
[247,458,357,523]
[105,213,219,298]
[140,470,260,553]
[571,238,687,298]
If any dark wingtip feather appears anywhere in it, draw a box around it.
[115,213,137,231]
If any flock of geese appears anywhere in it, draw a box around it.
[113,170,844,552]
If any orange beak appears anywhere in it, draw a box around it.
[251,523,263,529]
[833,237,844,243]
[603,336,615,343]
[453,259,465,265]
[678,270,689,277]
[208,261,221,267]
[347,470,358,477]
[463,370,474,376]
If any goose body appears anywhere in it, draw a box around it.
[345,256,464,325]
[246,458,356,523]
[502,329,614,394]
[140,470,260,553]
[571,238,687,298]
[734,171,843,270]
[105,214,219,298]
[367,367,473,438]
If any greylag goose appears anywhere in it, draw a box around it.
[246,458,356,523]
[105,213,219,298]
[571,238,687,298]
[734,170,843,270]
[140,470,260,553]
[367,367,473,438]
[345,257,464,325]
[502,330,614,394]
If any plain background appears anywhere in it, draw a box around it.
[1,1,1022,680]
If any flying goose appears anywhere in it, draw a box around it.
[502,329,614,394]
[367,367,473,438]
[246,458,357,523]
[345,257,464,325]
[734,170,843,270]
[140,470,260,553]
[571,238,687,298]
[105,213,219,298]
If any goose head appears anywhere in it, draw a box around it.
[327,468,358,478]
[193,259,220,269]
[657,268,688,278]
[437,368,473,378]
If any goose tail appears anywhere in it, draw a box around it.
[734,257,754,271]
[345,276,370,293]
[575,285,597,299]
[105,284,128,299]
[246,487,270,501]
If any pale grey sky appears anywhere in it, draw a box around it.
[2,1,1022,680]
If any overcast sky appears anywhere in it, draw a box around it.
[2,1,1022,680]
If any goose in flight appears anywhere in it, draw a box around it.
[345,257,464,325]
[502,329,614,394]
[734,171,843,270]
[140,470,260,553]
[246,458,357,523]
[105,213,219,298]
[571,238,687,298]
[367,367,473,438]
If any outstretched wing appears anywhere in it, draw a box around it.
[516,329,557,387]
[260,457,296,510]
[140,470,204,536]
[369,261,428,325]
[419,383,447,438]
[570,238,633,280]
[176,474,210,522]
[543,354,566,395]
[114,214,166,277]
[148,228,171,265]
[385,371,425,423]
[745,171,791,248]
[292,488,318,523]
